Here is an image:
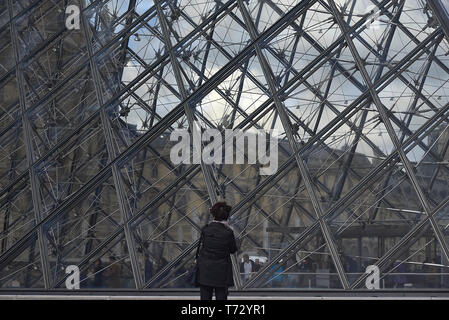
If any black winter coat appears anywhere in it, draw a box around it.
[197,222,238,288]
[240,260,255,273]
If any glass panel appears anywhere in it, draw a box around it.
[0,177,35,254]
[76,234,135,289]
[0,233,45,289]
[1,0,449,293]
[249,228,343,289]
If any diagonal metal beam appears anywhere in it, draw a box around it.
[245,97,449,288]
[237,0,350,289]
[133,0,444,232]
[78,0,144,289]
[92,23,447,261]
[0,1,440,290]
[327,0,449,266]
[153,0,219,203]
[350,192,449,289]
[428,0,449,40]
[7,0,51,289]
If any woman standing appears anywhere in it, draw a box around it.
[197,202,238,300]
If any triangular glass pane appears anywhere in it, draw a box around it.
[43,175,123,288]
[325,162,428,286]
[54,232,135,289]
[0,77,18,118]
[0,121,27,183]
[128,166,210,288]
[149,250,197,289]
[33,116,111,218]
[0,233,45,289]
[0,176,35,254]
[380,222,446,289]
[26,65,100,156]
[249,227,344,289]
[235,169,312,287]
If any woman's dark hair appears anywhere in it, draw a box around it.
[210,201,232,221]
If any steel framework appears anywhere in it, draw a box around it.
[0,0,449,292]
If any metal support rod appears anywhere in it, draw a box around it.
[118,0,137,82]
[370,26,439,222]
[428,0,449,40]
[6,0,52,289]
[153,0,218,205]
[237,0,350,289]
[0,19,439,272]
[150,0,318,290]
[327,0,449,264]
[245,97,449,288]
[351,193,449,289]
[78,0,144,289]
[372,0,449,75]
[0,1,444,296]
[132,1,447,229]
[0,0,411,202]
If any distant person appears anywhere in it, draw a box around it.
[268,259,284,287]
[300,256,314,272]
[104,256,121,288]
[286,257,300,287]
[299,256,315,288]
[93,258,104,288]
[424,258,441,288]
[197,202,238,300]
[393,261,406,288]
[343,256,357,284]
[240,253,255,282]
[144,254,153,283]
[253,259,261,272]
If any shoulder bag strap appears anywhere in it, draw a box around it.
[195,226,205,260]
